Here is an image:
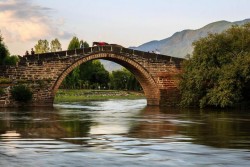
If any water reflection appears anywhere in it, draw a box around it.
[0,107,93,140]
[128,106,177,139]
[177,109,250,149]
[1,103,250,149]
[1,100,250,166]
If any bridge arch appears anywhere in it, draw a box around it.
[52,52,160,106]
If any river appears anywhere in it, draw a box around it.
[0,99,250,166]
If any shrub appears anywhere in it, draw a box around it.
[0,77,11,84]
[37,80,45,87]
[0,88,5,96]
[11,85,33,102]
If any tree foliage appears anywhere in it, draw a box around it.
[61,59,110,89]
[0,32,19,65]
[80,40,89,48]
[61,36,81,89]
[79,60,110,89]
[4,55,19,65]
[34,39,50,54]
[0,32,10,65]
[50,38,62,52]
[68,36,80,50]
[110,68,141,91]
[180,23,250,108]
[35,38,62,53]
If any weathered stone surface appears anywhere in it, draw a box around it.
[0,46,183,107]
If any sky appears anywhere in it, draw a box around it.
[0,0,250,55]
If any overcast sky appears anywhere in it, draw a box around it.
[0,0,250,55]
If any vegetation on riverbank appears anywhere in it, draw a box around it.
[54,89,145,102]
[180,23,250,108]
[0,32,19,65]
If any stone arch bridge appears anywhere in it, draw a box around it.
[0,46,183,107]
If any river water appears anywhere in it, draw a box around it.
[0,99,250,166]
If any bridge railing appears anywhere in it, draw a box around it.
[20,46,183,66]
[120,48,133,54]
[56,51,67,57]
[66,50,75,56]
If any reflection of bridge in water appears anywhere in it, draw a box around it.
[0,46,183,107]
[0,106,178,143]
[0,105,246,149]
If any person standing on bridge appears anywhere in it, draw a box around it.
[80,43,84,49]
[25,50,29,56]
[155,49,160,54]
[31,48,35,55]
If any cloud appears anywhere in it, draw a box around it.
[0,0,72,42]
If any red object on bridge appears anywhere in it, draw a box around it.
[92,42,109,46]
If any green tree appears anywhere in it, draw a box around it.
[0,32,19,66]
[110,69,128,90]
[61,37,97,89]
[34,39,50,53]
[61,36,81,89]
[80,40,89,48]
[0,32,10,65]
[110,68,141,90]
[179,23,250,108]
[68,36,80,50]
[4,55,19,65]
[83,60,110,89]
[62,66,81,89]
[50,38,62,52]
[61,59,110,89]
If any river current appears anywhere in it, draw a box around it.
[1,99,250,166]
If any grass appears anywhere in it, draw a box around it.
[54,89,145,102]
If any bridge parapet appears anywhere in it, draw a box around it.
[21,46,182,66]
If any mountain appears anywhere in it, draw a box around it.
[100,59,122,72]
[133,18,250,58]
[101,18,250,71]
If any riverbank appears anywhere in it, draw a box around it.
[54,89,145,102]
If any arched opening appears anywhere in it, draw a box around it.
[52,52,160,106]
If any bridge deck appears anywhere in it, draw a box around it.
[21,46,183,64]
